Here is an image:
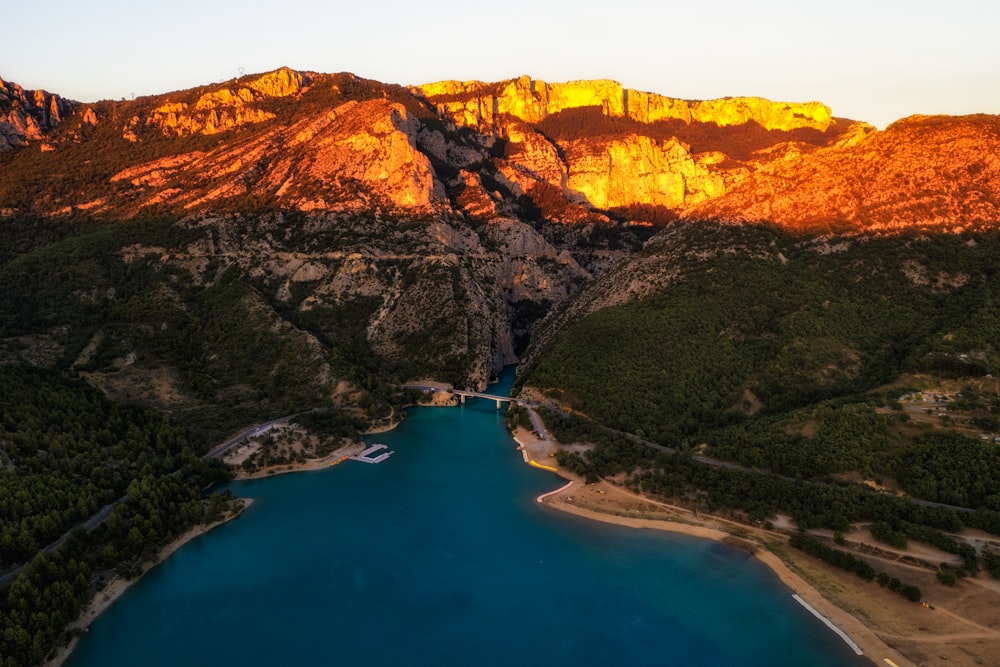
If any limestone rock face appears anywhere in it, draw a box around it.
[626,91,832,131]
[502,123,566,188]
[111,98,443,213]
[177,212,598,390]
[564,135,725,210]
[415,75,832,132]
[280,99,442,209]
[145,67,307,137]
[0,77,75,150]
[246,67,305,98]
[453,170,499,219]
[149,102,276,136]
[413,76,835,222]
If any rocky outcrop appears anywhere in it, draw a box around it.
[564,135,725,210]
[147,101,276,137]
[142,67,307,137]
[274,99,443,209]
[0,77,75,150]
[501,123,567,190]
[415,75,833,132]
[112,98,444,212]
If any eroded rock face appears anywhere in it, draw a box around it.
[145,67,307,137]
[281,100,443,209]
[564,135,725,210]
[111,98,444,212]
[172,213,595,389]
[412,76,838,222]
[415,75,832,132]
[0,77,75,150]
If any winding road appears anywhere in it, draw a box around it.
[0,414,301,586]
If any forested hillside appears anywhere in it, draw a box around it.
[520,223,1000,527]
[0,365,235,666]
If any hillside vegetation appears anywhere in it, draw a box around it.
[521,223,1000,519]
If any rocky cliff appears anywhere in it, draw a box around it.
[414,76,833,132]
[0,77,75,150]
[111,98,443,212]
[1,68,996,233]
[132,67,307,138]
[684,114,1000,231]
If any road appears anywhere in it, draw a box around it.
[522,398,976,518]
[203,415,299,460]
[525,407,550,440]
[0,413,301,587]
[405,382,981,519]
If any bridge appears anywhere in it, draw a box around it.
[451,389,517,409]
[402,384,520,409]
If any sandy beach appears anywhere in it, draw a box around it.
[514,429,1000,667]
[44,499,253,667]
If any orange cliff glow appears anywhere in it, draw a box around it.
[132,68,307,139]
[414,76,833,132]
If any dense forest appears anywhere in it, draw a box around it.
[524,226,1000,448]
[523,224,1000,570]
[0,365,234,667]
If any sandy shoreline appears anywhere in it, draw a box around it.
[547,497,909,665]
[511,424,915,667]
[45,499,254,667]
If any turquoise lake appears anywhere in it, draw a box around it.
[66,369,869,666]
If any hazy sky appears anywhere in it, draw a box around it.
[3,0,998,128]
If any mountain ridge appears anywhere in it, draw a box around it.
[2,67,997,233]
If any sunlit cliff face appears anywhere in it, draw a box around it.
[415,75,833,132]
[132,68,307,138]
[411,76,852,223]
[4,68,999,232]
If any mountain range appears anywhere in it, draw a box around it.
[3,67,999,231]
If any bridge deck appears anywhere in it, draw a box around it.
[451,390,515,402]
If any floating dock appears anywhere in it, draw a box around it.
[349,444,393,464]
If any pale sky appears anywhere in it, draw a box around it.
[3,0,999,129]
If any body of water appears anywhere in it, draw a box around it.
[67,370,868,666]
